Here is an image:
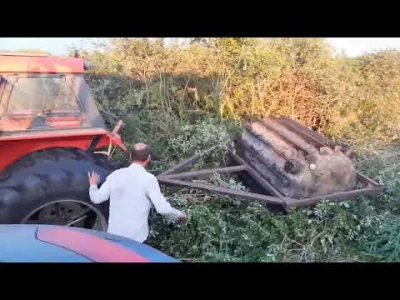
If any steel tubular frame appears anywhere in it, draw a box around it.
[157,117,385,209]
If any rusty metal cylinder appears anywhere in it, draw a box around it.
[239,117,357,199]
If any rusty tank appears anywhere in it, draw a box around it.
[238,116,358,199]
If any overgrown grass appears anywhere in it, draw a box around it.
[72,38,400,262]
[148,125,400,262]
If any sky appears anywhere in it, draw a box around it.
[1,38,400,57]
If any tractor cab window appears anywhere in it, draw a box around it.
[5,76,81,115]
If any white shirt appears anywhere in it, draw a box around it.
[89,163,183,243]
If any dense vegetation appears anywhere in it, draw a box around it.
[73,38,400,262]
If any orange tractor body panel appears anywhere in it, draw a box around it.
[0,127,126,171]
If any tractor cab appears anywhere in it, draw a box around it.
[0,53,105,133]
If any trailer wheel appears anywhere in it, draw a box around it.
[0,148,120,231]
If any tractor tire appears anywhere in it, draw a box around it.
[0,148,120,231]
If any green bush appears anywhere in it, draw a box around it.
[70,38,400,262]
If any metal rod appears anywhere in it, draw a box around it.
[236,139,292,186]
[157,177,286,206]
[165,165,246,179]
[229,150,285,198]
[278,116,329,146]
[241,128,290,166]
[356,173,382,187]
[259,117,319,155]
[66,215,88,227]
[158,153,201,176]
[64,208,91,226]
[243,125,295,163]
[285,187,385,208]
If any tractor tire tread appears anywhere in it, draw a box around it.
[0,147,119,225]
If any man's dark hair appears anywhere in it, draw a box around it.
[130,143,151,162]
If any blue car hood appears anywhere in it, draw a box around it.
[0,225,179,263]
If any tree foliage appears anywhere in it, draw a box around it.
[73,38,400,261]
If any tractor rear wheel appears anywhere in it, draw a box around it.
[0,148,120,231]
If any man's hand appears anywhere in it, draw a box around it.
[88,172,100,186]
[178,212,188,224]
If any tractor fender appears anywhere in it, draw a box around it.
[0,125,128,172]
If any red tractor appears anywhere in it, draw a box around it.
[0,53,128,231]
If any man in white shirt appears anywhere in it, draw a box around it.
[88,143,187,243]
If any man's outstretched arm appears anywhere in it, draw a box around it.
[88,172,111,204]
[146,175,186,220]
